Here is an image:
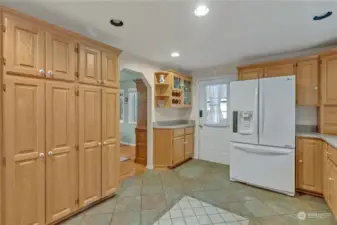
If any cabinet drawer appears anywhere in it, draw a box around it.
[328,144,337,166]
[185,127,194,134]
[173,129,185,137]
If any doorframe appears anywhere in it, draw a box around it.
[119,68,153,169]
[194,75,237,161]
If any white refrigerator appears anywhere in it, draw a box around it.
[229,75,296,196]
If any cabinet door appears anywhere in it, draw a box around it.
[173,136,185,165]
[184,134,194,159]
[297,139,322,193]
[296,59,319,106]
[3,76,45,225]
[78,85,102,207]
[238,67,263,80]
[330,162,337,218]
[4,14,45,77]
[321,54,337,105]
[323,142,329,199]
[79,43,101,85]
[45,81,76,223]
[46,32,75,81]
[183,78,192,106]
[264,63,295,77]
[102,52,119,88]
[101,88,119,197]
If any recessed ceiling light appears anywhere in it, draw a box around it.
[194,5,209,17]
[110,19,124,27]
[171,52,180,58]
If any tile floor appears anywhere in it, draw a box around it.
[60,159,337,225]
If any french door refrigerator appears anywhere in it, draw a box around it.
[229,75,296,196]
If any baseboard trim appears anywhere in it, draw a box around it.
[120,141,136,146]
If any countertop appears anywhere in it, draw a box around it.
[153,124,195,129]
[296,132,337,149]
[152,120,195,129]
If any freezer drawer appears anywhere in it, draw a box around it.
[230,142,295,196]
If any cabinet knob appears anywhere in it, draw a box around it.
[39,153,45,159]
[299,160,303,163]
[98,142,102,146]
[329,177,333,181]
[102,80,106,84]
[39,69,45,75]
[48,151,53,156]
[97,80,101,84]
[47,70,53,77]
[314,86,318,90]
[184,142,188,144]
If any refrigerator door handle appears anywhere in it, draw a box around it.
[234,145,293,155]
[255,87,258,134]
[260,90,265,135]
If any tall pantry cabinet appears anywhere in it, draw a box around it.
[0,7,120,225]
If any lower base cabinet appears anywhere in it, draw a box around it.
[154,127,194,168]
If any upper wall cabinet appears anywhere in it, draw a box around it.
[296,59,319,106]
[102,51,119,88]
[238,67,263,80]
[79,43,102,85]
[321,53,337,105]
[264,63,295,77]
[45,31,76,81]
[4,13,45,77]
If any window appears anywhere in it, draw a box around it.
[128,88,137,124]
[205,83,228,126]
[120,90,124,123]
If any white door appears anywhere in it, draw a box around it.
[230,142,295,196]
[229,79,259,145]
[259,76,296,148]
[198,79,232,165]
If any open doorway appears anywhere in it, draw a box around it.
[119,69,148,180]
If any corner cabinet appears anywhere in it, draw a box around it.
[1,7,121,225]
[154,127,194,168]
[154,71,192,108]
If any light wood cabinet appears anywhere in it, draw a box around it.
[296,59,319,106]
[238,67,263,80]
[45,81,76,223]
[102,51,119,88]
[79,43,101,85]
[323,142,329,199]
[3,76,46,225]
[78,85,102,207]
[173,136,185,165]
[154,127,194,168]
[264,63,295,77]
[101,88,119,197]
[329,162,337,219]
[321,54,337,105]
[296,138,322,194]
[45,32,76,81]
[4,13,45,77]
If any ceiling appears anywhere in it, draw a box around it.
[6,0,337,71]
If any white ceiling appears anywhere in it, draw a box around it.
[5,0,337,71]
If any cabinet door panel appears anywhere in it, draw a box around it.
[297,139,322,193]
[79,85,102,207]
[321,54,337,105]
[264,63,295,77]
[4,76,45,225]
[323,143,329,199]
[46,32,75,81]
[173,136,185,165]
[46,81,76,223]
[79,44,101,85]
[102,88,119,197]
[184,134,194,159]
[4,14,45,77]
[238,67,263,80]
[102,52,118,88]
[296,60,319,106]
[330,162,337,218]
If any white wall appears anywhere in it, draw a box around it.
[296,106,318,125]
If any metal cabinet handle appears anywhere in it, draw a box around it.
[47,70,53,77]
[39,69,45,75]
[48,151,53,156]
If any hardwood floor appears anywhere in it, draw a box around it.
[120,145,146,180]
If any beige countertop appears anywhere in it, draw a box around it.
[296,132,337,149]
[153,124,195,129]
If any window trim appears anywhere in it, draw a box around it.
[120,89,124,123]
[128,88,137,124]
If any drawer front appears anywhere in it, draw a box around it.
[173,129,185,137]
[185,127,194,135]
[328,144,337,166]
